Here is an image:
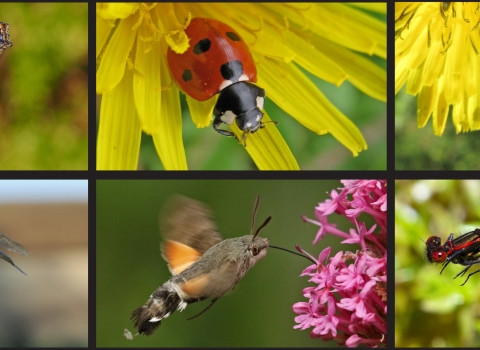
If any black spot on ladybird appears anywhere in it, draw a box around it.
[220,60,244,81]
[193,38,211,55]
[182,69,193,82]
[226,31,241,42]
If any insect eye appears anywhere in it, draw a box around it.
[431,251,447,262]
[251,245,259,256]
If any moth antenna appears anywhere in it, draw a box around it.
[253,216,272,240]
[269,245,316,263]
[250,195,261,236]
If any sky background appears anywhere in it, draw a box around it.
[0,180,88,203]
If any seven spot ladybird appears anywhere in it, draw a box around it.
[167,18,269,145]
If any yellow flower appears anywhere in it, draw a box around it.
[396,2,480,135]
[96,3,386,170]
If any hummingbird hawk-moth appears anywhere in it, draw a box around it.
[130,195,272,336]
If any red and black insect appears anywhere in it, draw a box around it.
[167,18,276,145]
[425,228,480,286]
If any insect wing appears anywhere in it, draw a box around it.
[160,196,222,275]
[452,241,480,264]
[449,229,480,252]
[0,248,27,275]
[0,232,29,256]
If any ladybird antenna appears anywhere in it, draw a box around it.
[243,120,279,147]
[264,120,278,127]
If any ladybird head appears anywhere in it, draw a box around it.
[238,109,280,147]
[213,82,268,145]
[236,107,264,134]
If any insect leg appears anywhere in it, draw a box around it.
[187,298,219,320]
[440,259,452,274]
[452,258,480,285]
[460,268,480,286]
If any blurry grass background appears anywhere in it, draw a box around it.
[395,180,480,347]
[395,88,480,170]
[0,3,88,170]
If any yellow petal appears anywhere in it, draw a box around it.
[97,15,137,94]
[186,96,215,129]
[96,3,139,20]
[133,23,162,135]
[97,69,141,170]
[230,113,299,170]
[151,45,188,170]
[260,60,367,156]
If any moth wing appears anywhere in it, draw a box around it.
[160,196,222,275]
[0,233,29,256]
[181,259,239,298]
[0,249,27,275]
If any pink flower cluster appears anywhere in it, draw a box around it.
[293,180,387,347]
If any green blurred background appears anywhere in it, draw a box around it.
[97,180,355,347]
[0,3,88,170]
[395,88,480,170]
[395,180,480,347]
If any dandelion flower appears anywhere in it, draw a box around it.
[395,2,480,135]
[96,3,385,170]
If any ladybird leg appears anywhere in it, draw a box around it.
[213,117,236,138]
[242,132,249,147]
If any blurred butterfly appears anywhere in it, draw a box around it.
[0,232,28,275]
[0,22,13,58]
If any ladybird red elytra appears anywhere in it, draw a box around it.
[167,18,269,145]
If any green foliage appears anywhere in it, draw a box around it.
[395,88,480,170]
[0,3,88,169]
[395,180,480,347]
